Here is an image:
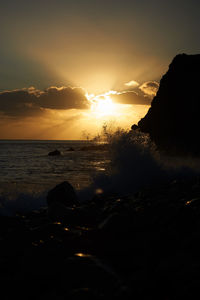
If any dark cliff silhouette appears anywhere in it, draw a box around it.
[137,54,200,155]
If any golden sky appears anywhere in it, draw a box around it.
[0,85,155,139]
[0,0,199,139]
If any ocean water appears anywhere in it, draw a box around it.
[0,140,110,214]
[1,134,198,215]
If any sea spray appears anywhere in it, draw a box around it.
[1,133,199,215]
[78,129,200,201]
[0,188,47,216]
[78,130,162,200]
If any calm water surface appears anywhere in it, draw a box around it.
[0,140,110,196]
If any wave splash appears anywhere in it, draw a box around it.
[1,129,200,215]
[0,188,47,216]
[78,129,200,201]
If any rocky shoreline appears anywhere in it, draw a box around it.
[1,177,200,299]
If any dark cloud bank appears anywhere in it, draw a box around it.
[0,86,90,117]
[111,81,159,105]
[112,91,151,105]
[0,81,159,118]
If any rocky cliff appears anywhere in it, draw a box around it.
[138,54,200,155]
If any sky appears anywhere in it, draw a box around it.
[0,0,200,139]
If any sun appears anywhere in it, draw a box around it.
[93,96,115,116]
[91,95,116,116]
[86,91,118,117]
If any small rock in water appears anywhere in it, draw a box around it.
[48,149,61,156]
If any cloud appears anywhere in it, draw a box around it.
[124,80,139,87]
[0,89,41,117]
[139,81,159,96]
[0,86,89,117]
[111,91,151,105]
[39,86,89,110]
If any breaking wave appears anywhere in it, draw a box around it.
[78,129,200,200]
[1,129,200,215]
[0,187,47,216]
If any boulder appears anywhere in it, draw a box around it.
[131,124,138,131]
[47,181,79,207]
[137,54,200,155]
[48,149,61,156]
[67,147,75,151]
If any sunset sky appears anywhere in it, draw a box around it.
[0,0,200,139]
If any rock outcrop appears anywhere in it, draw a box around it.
[47,181,79,220]
[48,149,61,156]
[138,54,200,155]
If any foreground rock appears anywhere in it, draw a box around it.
[47,181,79,220]
[2,177,200,299]
[48,149,61,156]
[138,54,200,155]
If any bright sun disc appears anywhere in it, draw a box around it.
[86,92,117,117]
[94,96,115,116]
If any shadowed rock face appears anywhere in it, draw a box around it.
[138,54,200,155]
[47,181,79,207]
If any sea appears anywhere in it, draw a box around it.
[1,137,198,216]
[0,140,110,215]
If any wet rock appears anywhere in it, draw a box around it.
[47,181,78,207]
[98,211,137,239]
[63,254,122,297]
[48,149,61,156]
[68,288,103,300]
[185,197,200,208]
[47,203,77,222]
[47,181,79,220]
[3,176,200,299]
[67,147,75,151]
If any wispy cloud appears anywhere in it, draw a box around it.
[139,81,159,96]
[124,80,139,87]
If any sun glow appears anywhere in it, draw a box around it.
[92,96,114,116]
[86,91,119,117]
